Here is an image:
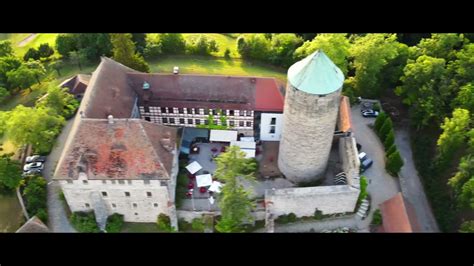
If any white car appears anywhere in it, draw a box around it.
[23,162,44,172]
[173,66,179,74]
[26,155,46,163]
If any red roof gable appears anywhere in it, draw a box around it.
[380,193,420,232]
[255,78,284,112]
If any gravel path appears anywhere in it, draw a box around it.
[44,115,76,232]
[395,127,439,232]
[18,34,38,47]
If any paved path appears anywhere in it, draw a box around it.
[395,127,439,232]
[18,34,37,47]
[350,106,401,224]
[44,116,76,232]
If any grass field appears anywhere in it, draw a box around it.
[149,56,286,83]
[0,82,49,111]
[0,33,59,57]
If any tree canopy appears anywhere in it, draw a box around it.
[110,33,150,73]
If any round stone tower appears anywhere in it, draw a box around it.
[278,50,344,183]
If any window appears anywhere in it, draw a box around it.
[270,126,276,134]
[112,203,116,208]
[179,108,184,114]
[101,191,108,197]
[119,180,125,185]
[125,192,130,197]
[144,180,150,185]
[246,121,252,127]
[212,109,217,115]
[196,119,201,125]
[162,117,168,124]
[169,118,175,124]
[161,107,167,113]
[160,181,167,186]
[102,180,106,184]
[154,203,158,208]
[67,180,73,184]
[188,119,193,125]
[147,192,152,197]
[229,110,234,116]
[144,117,151,122]
[85,203,90,208]
[135,213,138,215]
[179,118,185,124]
[82,180,88,185]
[127,180,132,185]
[204,109,209,115]
[229,120,235,127]
[186,108,192,114]
[205,119,209,125]
[270,117,276,125]
[241,110,246,116]
[239,121,244,127]
[144,106,150,113]
[111,180,116,184]
[132,203,137,208]
[213,120,218,125]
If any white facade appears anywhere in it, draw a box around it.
[259,113,283,141]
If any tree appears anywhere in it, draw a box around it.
[37,43,54,58]
[294,33,350,74]
[48,59,63,76]
[143,39,162,59]
[236,34,271,62]
[6,64,37,90]
[214,145,256,232]
[459,178,474,209]
[24,60,46,85]
[378,117,393,142]
[374,112,388,133]
[105,213,124,232]
[386,144,397,157]
[436,108,470,160]
[75,33,113,61]
[187,35,219,56]
[0,56,22,90]
[23,175,47,217]
[69,50,86,70]
[0,154,22,190]
[5,105,65,154]
[349,34,400,97]
[36,84,79,118]
[448,155,474,195]
[55,34,77,58]
[413,33,465,61]
[384,130,395,150]
[0,87,9,102]
[454,83,474,115]
[156,213,175,232]
[159,33,186,54]
[131,33,147,54]
[70,211,100,232]
[450,43,474,85]
[0,40,14,57]
[459,220,474,232]
[268,33,303,67]
[386,151,404,176]
[110,33,150,72]
[23,48,40,61]
[224,48,231,59]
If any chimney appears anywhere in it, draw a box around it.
[108,115,114,124]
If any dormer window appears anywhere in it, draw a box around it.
[143,81,150,90]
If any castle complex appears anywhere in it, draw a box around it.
[55,50,361,230]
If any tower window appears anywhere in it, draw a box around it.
[119,180,125,184]
[270,117,276,125]
[270,126,276,134]
[147,192,152,197]
[125,192,130,197]
[101,191,108,197]
[82,180,88,185]
[112,203,116,208]
[132,203,137,208]
[85,203,90,208]
[154,203,158,208]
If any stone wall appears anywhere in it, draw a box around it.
[278,85,341,182]
[339,136,361,189]
[265,185,359,218]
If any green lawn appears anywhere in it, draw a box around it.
[0,82,50,111]
[182,33,239,58]
[0,33,59,57]
[149,56,287,83]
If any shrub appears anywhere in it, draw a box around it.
[371,209,382,225]
[23,175,47,216]
[373,102,381,112]
[105,213,124,233]
[157,213,175,232]
[379,117,393,142]
[275,214,289,224]
[314,209,324,220]
[191,218,205,232]
[357,176,368,204]
[36,208,48,224]
[70,211,100,233]
[384,130,395,150]
[459,220,474,233]
[37,43,54,58]
[386,151,404,176]
[374,112,388,134]
[224,48,231,59]
[143,41,162,59]
[178,219,192,232]
[386,144,397,157]
[23,48,40,61]
[287,213,297,223]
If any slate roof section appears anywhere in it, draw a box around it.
[60,74,91,96]
[54,118,177,180]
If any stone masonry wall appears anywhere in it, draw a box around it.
[265,185,359,218]
[278,85,341,182]
[339,136,361,189]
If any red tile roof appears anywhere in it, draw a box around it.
[380,193,420,232]
[55,119,177,180]
[255,78,284,112]
[60,74,91,96]
[338,96,352,132]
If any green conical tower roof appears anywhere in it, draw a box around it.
[287,50,344,95]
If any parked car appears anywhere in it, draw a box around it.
[362,110,379,117]
[25,155,46,163]
[358,152,368,162]
[360,158,373,173]
[22,168,42,177]
[23,162,44,172]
